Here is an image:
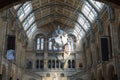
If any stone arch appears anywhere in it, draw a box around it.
[36,59,39,69]
[2,65,6,80]
[10,69,14,80]
[34,34,45,51]
[107,65,118,80]
[31,33,45,51]
[32,29,47,40]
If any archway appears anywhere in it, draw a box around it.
[2,65,6,80]
[10,70,14,80]
[107,65,118,80]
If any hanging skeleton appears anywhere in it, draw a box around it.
[51,26,72,63]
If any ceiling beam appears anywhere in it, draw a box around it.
[37,19,74,30]
[22,2,91,24]
[36,21,76,35]
[31,16,81,36]
[27,13,87,34]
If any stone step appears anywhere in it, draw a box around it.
[25,70,42,79]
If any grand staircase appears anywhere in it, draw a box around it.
[25,69,42,79]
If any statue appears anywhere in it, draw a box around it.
[53,73,58,80]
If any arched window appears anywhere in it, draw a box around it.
[68,60,71,68]
[52,60,55,68]
[35,35,44,50]
[27,61,32,69]
[40,60,44,69]
[48,60,51,69]
[60,63,64,69]
[68,35,76,52]
[36,60,39,69]
[69,37,74,51]
[56,60,59,68]
[68,60,75,69]
[72,60,75,68]
[48,38,52,50]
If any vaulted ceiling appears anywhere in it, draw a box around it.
[0,0,119,11]
[0,0,119,39]
[29,0,84,37]
[31,0,83,28]
[14,0,87,39]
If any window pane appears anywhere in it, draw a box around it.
[37,38,40,50]
[82,1,97,22]
[24,23,29,30]
[14,1,38,38]
[78,17,85,26]
[90,0,104,11]
[70,38,74,52]
[41,38,44,50]
[28,16,34,24]
[59,47,62,50]
[49,38,52,50]
[27,23,37,36]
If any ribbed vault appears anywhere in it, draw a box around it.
[13,0,104,40]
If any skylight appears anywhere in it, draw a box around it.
[14,1,37,39]
[14,0,104,40]
[74,24,85,38]
[78,14,91,31]
[27,23,37,37]
[82,1,97,22]
[89,0,104,11]
[75,0,104,39]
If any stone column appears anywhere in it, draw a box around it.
[107,6,120,79]
[110,20,120,80]
[102,61,107,80]
[44,52,48,70]
[44,38,48,70]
